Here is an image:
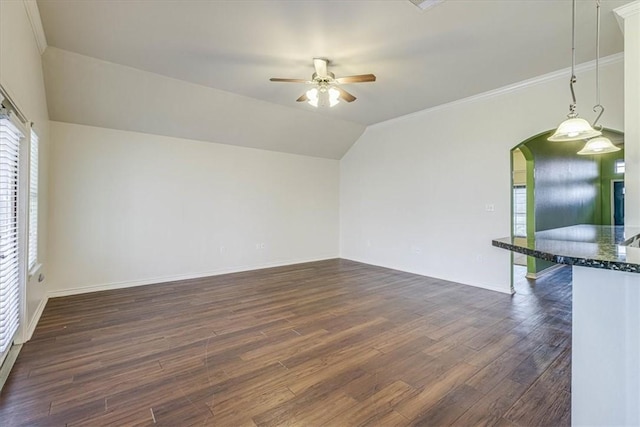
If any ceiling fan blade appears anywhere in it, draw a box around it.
[336,74,376,84]
[313,58,329,78]
[336,87,356,103]
[270,78,308,83]
[296,93,308,102]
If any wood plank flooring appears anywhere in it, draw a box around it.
[0,259,572,426]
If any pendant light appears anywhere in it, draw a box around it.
[548,0,601,142]
[577,0,621,155]
[577,137,621,154]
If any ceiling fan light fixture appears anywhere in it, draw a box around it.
[328,87,340,107]
[577,136,621,155]
[270,58,372,106]
[548,117,601,142]
[306,87,319,107]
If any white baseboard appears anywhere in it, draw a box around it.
[0,344,22,392]
[47,256,338,298]
[340,257,512,294]
[25,296,48,341]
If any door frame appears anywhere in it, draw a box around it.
[610,179,624,225]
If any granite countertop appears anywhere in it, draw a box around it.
[492,224,640,273]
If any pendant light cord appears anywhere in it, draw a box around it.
[568,0,578,117]
[592,0,604,129]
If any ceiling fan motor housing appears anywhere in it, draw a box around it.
[312,72,336,83]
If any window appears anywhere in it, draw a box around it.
[513,185,526,237]
[615,159,625,174]
[0,114,24,359]
[28,130,38,271]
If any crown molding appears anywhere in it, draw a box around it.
[371,52,624,130]
[23,0,47,54]
[614,1,640,31]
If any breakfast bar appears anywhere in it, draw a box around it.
[493,225,640,426]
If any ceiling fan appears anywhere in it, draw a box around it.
[270,58,376,108]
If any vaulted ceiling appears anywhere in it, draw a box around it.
[37,0,630,159]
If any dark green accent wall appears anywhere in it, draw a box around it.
[526,137,600,231]
[517,129,624,275]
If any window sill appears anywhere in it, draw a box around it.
[28,263,42,280]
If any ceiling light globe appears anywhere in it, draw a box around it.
[306,88,319,107]
[306,87,318,100]
[328,87,340,107]
[577,136,621,155]
[548,117,602,142]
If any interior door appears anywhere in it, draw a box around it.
[613,180,624,226]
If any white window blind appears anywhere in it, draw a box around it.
[513,185,527,237]
[28,130,38,271]
[0,116,23,355]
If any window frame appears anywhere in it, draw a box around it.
[512,185,527,238]
[27,128,38,274]
[0,107,29,365]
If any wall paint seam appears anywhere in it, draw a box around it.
[48,256,338,298]
[368,53,623,130]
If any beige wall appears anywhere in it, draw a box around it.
[0,0,50,339]
[47,122,339,296]
[617,3,640,228]
[340,59,624,293]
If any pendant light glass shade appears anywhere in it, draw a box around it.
[548,117,602,142]
[577,136,621,155]
[549,0,600,142]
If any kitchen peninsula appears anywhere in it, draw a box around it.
[493,224,640,426]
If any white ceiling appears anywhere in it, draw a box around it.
[36,0,630,158]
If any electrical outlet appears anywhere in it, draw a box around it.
[485,204,495,212]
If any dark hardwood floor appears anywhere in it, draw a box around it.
[0,259,572,426]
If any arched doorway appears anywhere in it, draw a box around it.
[510,128,625,291]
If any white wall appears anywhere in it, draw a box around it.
[572,266,640,426]
[340,59,624,293]
[47,122,339,296]
[0,0,50,337]
[618,3,640,228]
